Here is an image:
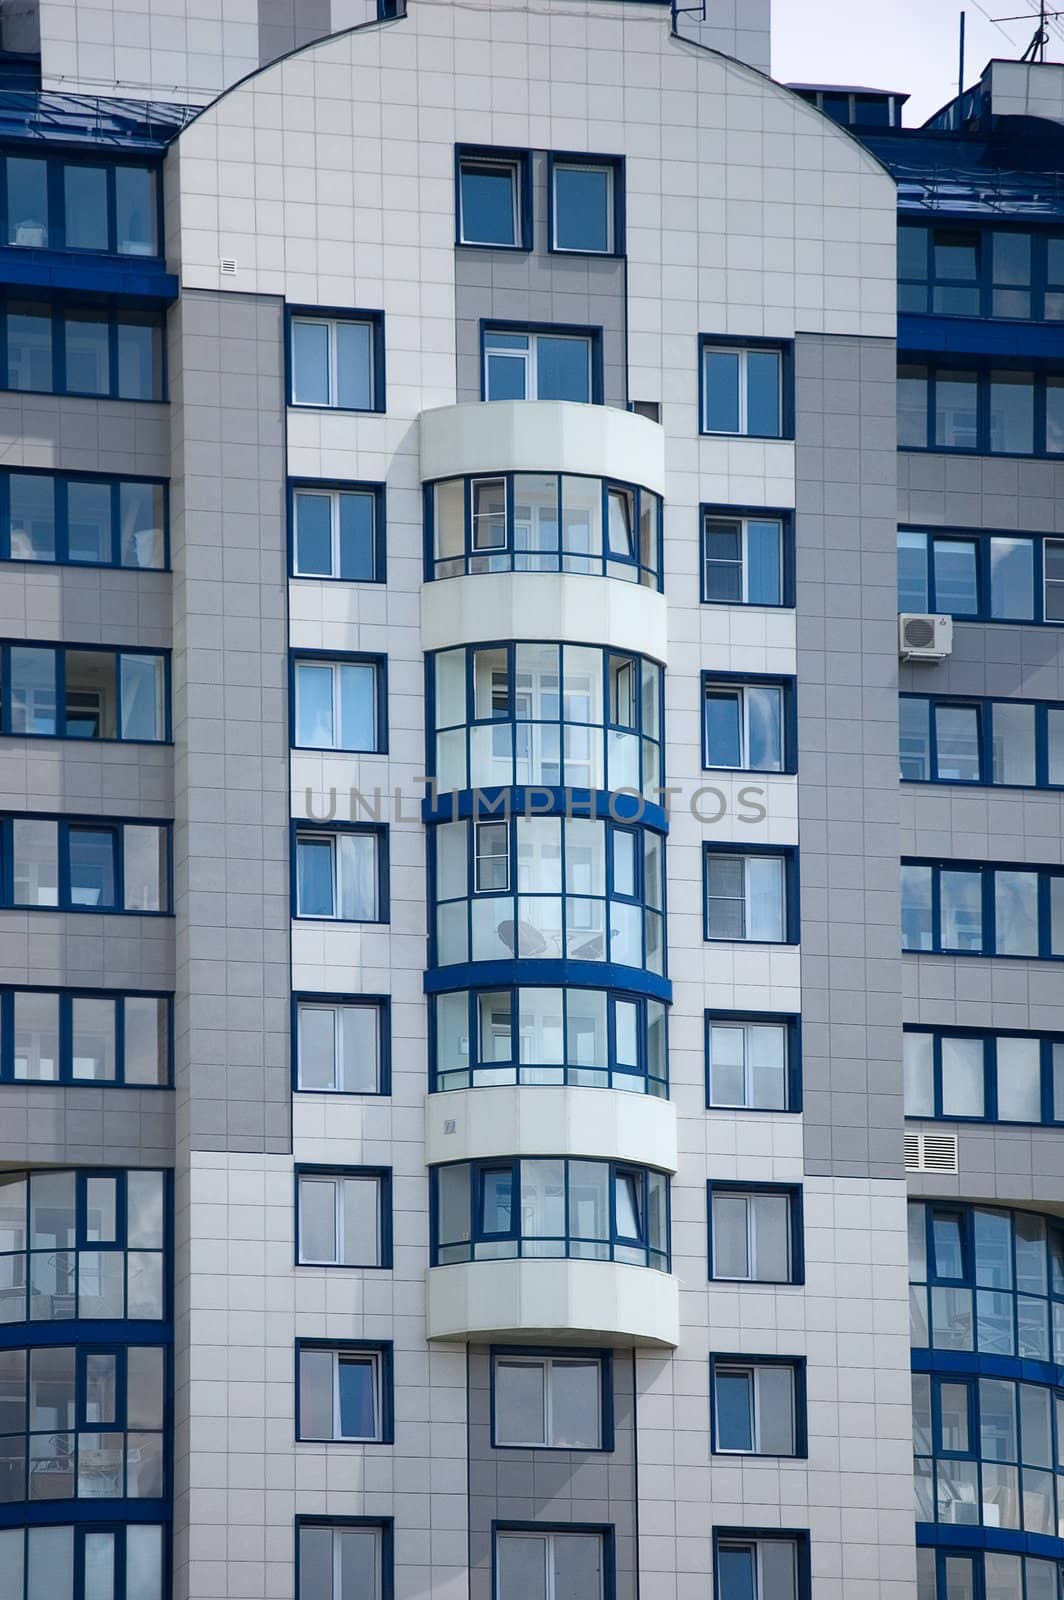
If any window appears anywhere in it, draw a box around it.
[1,643,167,741]
[0,1341,166,1503]
[0,469,165,568]
[294,996,388,1094]
[429,642,664,794]
[711,1357,804,1456]
[0,1524,166,1600]
[292,654,384,752]
[429,474,661,587]
[483,326,596,403]
[703,847,796,944]
[904,1027,1063,1126]
[2,300,163,400]
[296,1168,390,1267]
[492,1352,607,1448]
[900,858,1064,958]
[706,1014,798,1111]
[2,151,160,256]
[288,310,383,411]
[701,340,787,438]
[297,1520,389,1600]
[701,510,790,606]
[456,146,528,248]
[0,1167,167,1323]
[702,676,793,772]
[293,825,385,922]
[713,1531,809,1600]
[296,1343,392,1443]
[912,1369,1064,1536]
[432,986,668,1095]
[898,360,1064,455]
[0,988,170,1086]
[898,221,1064,321]
[550,156,621,255]
[708,1183,803,1284]
[495,1527,607,1600]
[908,1199,1064,1362]
[2,814,169,913]
[431,815,665,974]
[900,694,1064,788]
[432,1158,669,1269]
[290,483,383,581]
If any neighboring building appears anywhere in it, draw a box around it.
[0,0,1058,1597]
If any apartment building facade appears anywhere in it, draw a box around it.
[0,1,1057,1597]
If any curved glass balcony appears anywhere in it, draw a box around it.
[0,1523,166,1600]
[429,642,663,798]
[916,1548,1064,1598]
[431,1157,669,1271]
[430,814,665,974]
[430,985,667,1095]
[427,471,662,588]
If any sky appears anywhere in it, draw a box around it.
[771,0,1056,124]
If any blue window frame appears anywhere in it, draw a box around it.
[710,1355,807,1457]
[703,845,799,945]
[898,358,1064,455]
[493,1522,613,1600]
[290,651,386,754]
[427,641,664,793]
[292,993,390,1095]
[430,985,668,1095]
[0,1167,168,1325]
[289,480,385,582]
[427,472,662,587]
[490,1347,613,1451]
[712,1528,811,1600]
[902,692,1064,789]
[431,1158,670,1269]
[900,858,1064,959]
[0,299,164,400]
[898,221,1064,321]
[295,1166,392,1269]
[904,1025,1064,1127]
[897,525,1064,624]
[547,153,624,257]
[0,813,170,914]
[455,145,530,250]
[481,322,602,404]
[0,1340,167,1505]
[907,1199,1064,1364]
[912,1368,1064,1536]
[708,1182,804,1285]
[0,1523,169,1600]
[430,815,665,974]
[0,986,171,1087]
[915,1547,1064,1599]
[0,149,161,257]
[0,468,167,568]
[700,336,793,439]
[296,1517,393,1600]
[705,1011,801,1112]
[702,673,796,774]
[291,823,387,923]
[287,307,385,413]
[295,1341,394,1444]
[0,642,169,743]
[701,505,794,607]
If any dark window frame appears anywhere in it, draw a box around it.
[1,810,172,916]
[294,1338,395,1445]
[480,319,605,404]
[0,297,166,402]
[489,1346,615,1453]
[0,984,172,1088]
[704,1010,802,1113]
[546,151,625,259]
[900,856,1064,960]
[700,670,798,775]
[286,305,386,414]
[698,334,795,440]
[709,1353,808,1458]
[455,145,532,252]
[291,992,392,1097]
[294,1516,394,1600]
[711,1527,812,1600]
[707,1181,805,1286]
[0,464,169,569]
[0,639,171,743]
[700,503,795,608]
[702,843,800,946]
[0,146,164,260]
[290,821,389,925]
[289,649,388,755]
[288,478,386,584]
[294,1164,393,1270]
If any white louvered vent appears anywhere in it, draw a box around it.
[219,258,238,276]
[905,1130,959,1174]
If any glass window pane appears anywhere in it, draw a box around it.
[554,164,611,252]
[716,1369,754,1449]
[67,480,112,564]
[64,165,109,249]
[745,349,781,436]
[497,1534,546,1600]
[119,479,164,569]
[745,855,784,941]
[293,490,334,576]
[995,870,1039,956]
[1047,374,1064,454]
[13,818,58,906]
[123,996,168,1085]
[934,704,980,781]
[127,1346,164,1429]
[335,321,373,410]
[933,539,978,614]
[10,646,57,734]
[715,1546,755,1600]
[903,1031,935,1117]
[64,649,116,739]
[461,159,518,246]
[339,663,377,750]
[127,1170,164,1248]
[120,654,164,741]
[941,1036,984,1117]
[298,1348,334,1437]
[751,1191,790,1280]
[495,1359,546,1445]
[7,155,48,246]
[116,314,161,400]
[9,472,56,561]
[64,311,110,395]
[989,537,1035,619]
[704,349,740,432]
[899,697,931,780]
[8,302,53,391]
[536,335,590,403]
[337,1354,377,1437]
[27,1527,72,1600]
[69,827,116,908]
[123,824,166,912]
[898,529,929,611]
[996,1036,1042,1122]
[991,701,1036,786]
[13,990,59,1081]
[551,1359,601,1447]
[338,832,379,920]
[747,519,783,604]
[898,364,929,447]
[295,664,335,747]
[989,370,1034,454]
[935,370,979,450]
[553,1532,603,1600]
[115,166,157,255]
[297,837,334,917]
[72,996,116,1080]
[940,869,983,952]
[299,1176,337,1262]
[292,320,330,405]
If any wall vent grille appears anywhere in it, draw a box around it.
[904,1130,959,1174]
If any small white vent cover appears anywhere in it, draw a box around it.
[905,1130,959,1174]
[219,258,238,276]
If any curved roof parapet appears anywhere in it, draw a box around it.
[0,91,200,150]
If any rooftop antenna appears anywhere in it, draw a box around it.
[993,2,1064,56]
[959,8,966,95]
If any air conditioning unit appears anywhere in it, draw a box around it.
[899,612,953,661]
[904,1130,959,1174]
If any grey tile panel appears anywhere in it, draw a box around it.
[0,393,169,478]
[0,1083,174,1166]
[0,909,175,991]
